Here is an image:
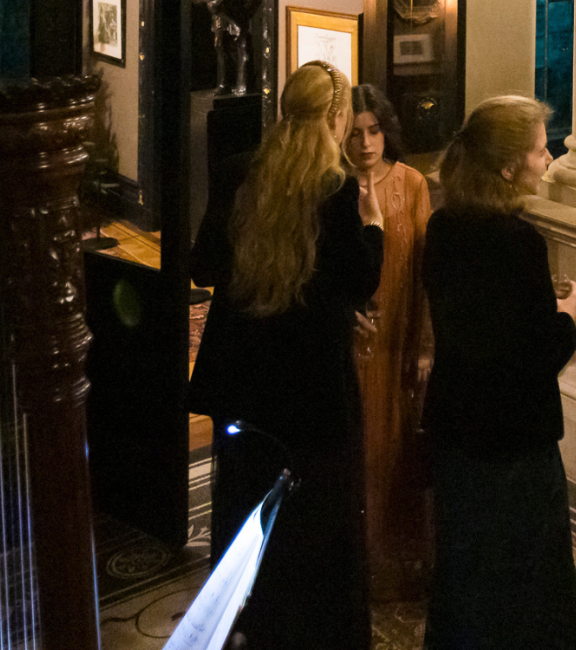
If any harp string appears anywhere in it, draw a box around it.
[22,411,39,650]
[0,301,39,649]
[1,305,11,649]
[12,361,24,650]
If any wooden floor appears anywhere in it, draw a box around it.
[83,220,213,452]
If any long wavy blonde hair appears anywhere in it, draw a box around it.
[229,62,352,316]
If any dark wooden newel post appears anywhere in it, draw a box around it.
[0,76,101,650]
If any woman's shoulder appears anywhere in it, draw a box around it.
[428,207,542,244]
[325,174,359,204]
[340,174,360,194]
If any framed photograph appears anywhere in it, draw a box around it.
[91,0,126,67]
[393,34,433,65]
[286,7,359,85]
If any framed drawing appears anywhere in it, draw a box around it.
[91,0,126,67]
[286,7,359,85]
[393,34,433,65]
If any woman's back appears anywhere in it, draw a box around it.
[422,206,575,458]
[422,94,576,650]
[189,174,383,450]
[188,61,384,650]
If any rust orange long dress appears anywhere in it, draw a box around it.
[356,161,433,602]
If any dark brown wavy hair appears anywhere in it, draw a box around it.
[351,84,405,163]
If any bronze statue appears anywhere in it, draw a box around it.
[205,0,262,95]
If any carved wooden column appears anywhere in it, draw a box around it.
[0,76,101,650]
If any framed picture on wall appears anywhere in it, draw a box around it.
[393,34,433,65]
[91,0,126,67]
[286,7,359,85]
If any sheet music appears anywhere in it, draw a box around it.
[163,502,265,650]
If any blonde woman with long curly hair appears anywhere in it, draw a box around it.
[188,61,383,650]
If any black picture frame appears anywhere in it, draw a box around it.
[91,0,126,68]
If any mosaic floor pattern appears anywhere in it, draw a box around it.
[97,459,576,650]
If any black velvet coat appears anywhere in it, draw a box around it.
[188,159,383,650]
[422,206,576,459]
[421,206,576,648]
[189,164,383,451]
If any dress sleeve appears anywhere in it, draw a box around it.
[411,174,433,346]
[415,177,434,355]
[401,174,433,406]
[517,226,576,375]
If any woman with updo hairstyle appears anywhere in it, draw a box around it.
[188,61,383,650]
[345,83,433,602]
[422,95,576,648]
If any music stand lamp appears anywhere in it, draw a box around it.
[163,421,297,650]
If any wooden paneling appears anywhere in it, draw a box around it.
[361,0,389,90]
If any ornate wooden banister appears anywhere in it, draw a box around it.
[0,75,101,650]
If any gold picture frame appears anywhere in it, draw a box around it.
[286,7,359,85]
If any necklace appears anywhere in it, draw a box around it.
[357,161,395,188]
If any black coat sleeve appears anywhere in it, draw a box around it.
[513,224,576,376]
[316,176,384,308]
[423,211,576,381]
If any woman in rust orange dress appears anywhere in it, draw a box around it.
[347,83,433,601]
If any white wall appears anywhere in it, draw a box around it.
[466,0,537,115]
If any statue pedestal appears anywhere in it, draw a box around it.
[190,90,217,238]
[190,92,262,240]
[207,93,262,170]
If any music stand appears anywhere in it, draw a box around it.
[163,469,296,650]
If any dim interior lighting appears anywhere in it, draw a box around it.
[224,420,298,486]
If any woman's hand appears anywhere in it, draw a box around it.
[403,354,432,385]
[417,355,433,383]
[557,280,576,321]
[355,310,379,337]
[358,171,383,229]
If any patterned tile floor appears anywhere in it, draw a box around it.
[97,476,576,650]
[95,446,427,650]
[98,452,212,650]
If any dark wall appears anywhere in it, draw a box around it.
[30,0,82,77]
[0,0,81,80]
[0,0,30,78]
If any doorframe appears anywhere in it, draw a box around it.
[361,0,389,90]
